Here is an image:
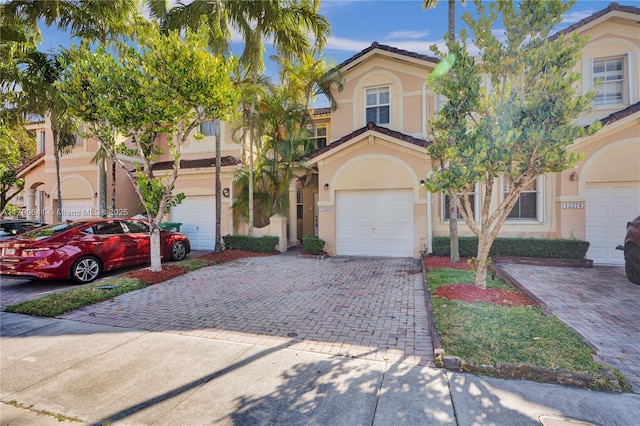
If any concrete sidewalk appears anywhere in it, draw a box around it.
[2,312,639,425]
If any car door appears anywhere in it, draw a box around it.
[121,220,151,264]
[84,221,129,269]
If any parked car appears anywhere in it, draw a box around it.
[0,219,46,240]
[617,215,640,285]
[0,218,190,284]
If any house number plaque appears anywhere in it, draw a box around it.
[562,202,584,209]
[319,207,334,212]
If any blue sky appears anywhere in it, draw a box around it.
[38,0,614,103]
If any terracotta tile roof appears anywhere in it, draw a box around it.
[312,107,331,116]
[598,101,640,127]
[549,2,640,40]
[16,152,45,177]
[151,156,241,171]
[337,41,439,71]
[309,121,430,159]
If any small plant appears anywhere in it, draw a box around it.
[302,236,325,255]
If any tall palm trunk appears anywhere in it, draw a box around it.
[53,130,62,221]
[215,119,223,252]
[100,158,107,217]
[111,159,116,216]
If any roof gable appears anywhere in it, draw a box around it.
[308,122,429,163]
[337,42,439,74]
[549,2,640,40]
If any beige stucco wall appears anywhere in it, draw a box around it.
[331,55,435,140]
[315,133,430,258]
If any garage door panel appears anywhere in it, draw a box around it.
[336,190,413,257]
[171,196,215,250]
[586,183,640,265]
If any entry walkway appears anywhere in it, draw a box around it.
[61,256,435,366]
[498,263,640,392]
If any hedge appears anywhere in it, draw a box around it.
[222,235,279,253]
[302,236,326,255]
[432,236,590,259]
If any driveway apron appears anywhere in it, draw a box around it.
[498,264,640,392]
[61,255,435,367]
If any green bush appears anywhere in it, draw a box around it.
[222,235,279,253]
[433,236,589,259]
[302,236,326,255]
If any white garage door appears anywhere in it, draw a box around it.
[171,196,215,250]
[586,183,640,265]
[336,189,413,257]
[61,199,93,220]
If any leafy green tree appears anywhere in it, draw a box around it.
[0,125,36,214]
[60,25,240,271]
[424,0,600,289]
[151,0,330,236]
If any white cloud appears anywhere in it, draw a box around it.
[561,10,595,25]
[386,30,431,40]
[325,36,374,52]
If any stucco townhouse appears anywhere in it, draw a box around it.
[15,2,639,265]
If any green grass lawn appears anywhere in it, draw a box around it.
[427,268,630,390]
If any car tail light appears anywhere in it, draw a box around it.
[22,244,65,256]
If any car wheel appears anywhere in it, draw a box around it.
[625,245,640,285]
[71,256,102,284]
[170,241,187,261]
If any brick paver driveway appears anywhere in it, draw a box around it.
[499,264,640,393]
[61,254,435,366]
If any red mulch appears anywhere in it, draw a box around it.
[123,250,270,284]
[424,256,472,270]
[197,249,271,262]
[433,284,534,307]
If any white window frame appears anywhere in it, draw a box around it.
[311,125,327,149]
[199,119,217,137]
[583,53,636,109]
[441,183,480,222]
[501,175,545,223]
[365,86,390,125]
[37,130,45,153]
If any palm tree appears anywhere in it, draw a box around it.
[423,0,466,263]
[151,0,330,237]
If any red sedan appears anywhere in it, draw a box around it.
[0,218,190,284]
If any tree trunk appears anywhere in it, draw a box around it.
[215,120,223,252]
[100,157,107,217]
[248,124,254,236]
[448,0,456,43]
[149,223,162,272]
[54,131,62,221]
[474,234,491,289]
[111,159,116,216]
[448,189,460,263]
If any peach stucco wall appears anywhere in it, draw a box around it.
[315,133,430,258]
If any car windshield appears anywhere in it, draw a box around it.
[17,221,85,241]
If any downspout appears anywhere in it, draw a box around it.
[423,81,433,254]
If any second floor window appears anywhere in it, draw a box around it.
[312,126,327,149]
[593,56,625,106]
[37,130,45,153]
[200,120,217,137]
[365,86,390,125]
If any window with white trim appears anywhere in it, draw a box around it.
[200,120,217,137]
[365,86,390,125]
[592,56,625,106]
[311,125,327,149]
[442,184,479,222]
[37,130,45,153]
[502,175,544,221]
[296,189,303,220]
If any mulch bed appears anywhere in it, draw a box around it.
[432,284,535,307]
[123,250,271,284]
[425,256,534,307]
[424,256,472,270]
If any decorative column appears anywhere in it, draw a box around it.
[288,179,298,247]
[25,188,36,220]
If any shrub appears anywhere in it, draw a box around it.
[432,236,589,259]
[302,236,326,255]
[222,235,279,253]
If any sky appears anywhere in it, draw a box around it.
[38,0,615,104]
